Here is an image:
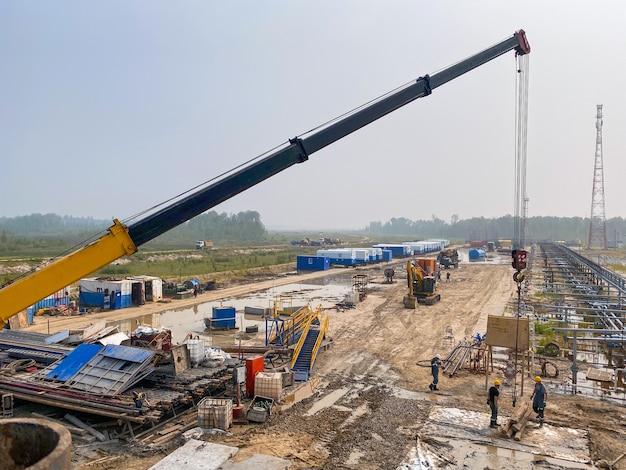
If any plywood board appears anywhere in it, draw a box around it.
[586,367,613,382]
[486,315,529,350]
[171,344,191,375]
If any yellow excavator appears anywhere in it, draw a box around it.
[403,259,441,309]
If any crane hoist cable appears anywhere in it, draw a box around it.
[512,52,530,407]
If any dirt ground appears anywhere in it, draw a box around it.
[19,259,626,469]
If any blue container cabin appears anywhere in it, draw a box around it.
[353,249,370,265]
[373,244,408,257]
[297,255,330,271]
[404,242,425,255]
[79,278,133,309]
[381,250,393,262]
[317,249,357,266]
[426,238,449,249]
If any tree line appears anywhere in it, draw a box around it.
[365,215,624,245]
[1,212,624,252]
[0,211,266,255]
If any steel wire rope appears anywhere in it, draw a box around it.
[512,53,530,407]
[0,359,36,375]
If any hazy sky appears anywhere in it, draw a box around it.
[2,2,625,230]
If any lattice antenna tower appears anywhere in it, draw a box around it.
[588,104,607,250]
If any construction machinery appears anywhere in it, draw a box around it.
[438,248,460,269]
[404,259,441,308]
[0,30,530,327]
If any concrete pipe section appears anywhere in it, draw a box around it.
[0,418,72,470]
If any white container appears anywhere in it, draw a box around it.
[254,372,283,401]
[198,398,232,430]
[185,339,205,365]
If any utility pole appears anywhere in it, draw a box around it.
[588,104,607,250]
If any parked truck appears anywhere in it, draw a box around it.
[195,241,213,250]
[438,249,460,269]
[0,30,530,327]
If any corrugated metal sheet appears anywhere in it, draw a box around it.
[46,343,104,382]
[64,344,156,395]
[101,344,153,362]
[97,332,130,346]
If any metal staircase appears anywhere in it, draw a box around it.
[290,310,329,382]
[291,328,321,382]
[265,300,329,382]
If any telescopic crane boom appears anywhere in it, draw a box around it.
[0,30,530,327]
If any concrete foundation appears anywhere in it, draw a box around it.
[0,418,72,470]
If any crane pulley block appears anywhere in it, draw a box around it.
[511,249,528,271]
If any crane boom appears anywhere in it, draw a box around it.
[0,30,530,326]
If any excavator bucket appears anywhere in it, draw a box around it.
[403,294,418,309]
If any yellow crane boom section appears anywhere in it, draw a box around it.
[0,219,137,327]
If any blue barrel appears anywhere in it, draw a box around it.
[469,249,486,260]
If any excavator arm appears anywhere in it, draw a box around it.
[0,30,530,327]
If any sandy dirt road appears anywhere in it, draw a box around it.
[21,259,626,469]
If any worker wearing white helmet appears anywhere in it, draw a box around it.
[488,379,501,428]
[429,354,442,391]
[530,375,547,425]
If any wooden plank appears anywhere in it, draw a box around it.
[157,425,183,436]
[30,412,89,436]
[586,367,613,382]
[505,400,531,438]
[81,319,108,340]
[64,413,107,442]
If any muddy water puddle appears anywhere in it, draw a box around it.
[402,406,594,469]
[107,279,354,346]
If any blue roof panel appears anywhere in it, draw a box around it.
[46,343,103,382]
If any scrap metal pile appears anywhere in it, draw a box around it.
[442,334,487,377]
[0,329,235,438]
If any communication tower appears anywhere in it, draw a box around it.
[588,105,607,250]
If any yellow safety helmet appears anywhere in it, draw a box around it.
[534,376,542,383]
[494,379,501,386]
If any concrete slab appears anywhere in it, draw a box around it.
[148,439,238,470]
[420,406,592,467]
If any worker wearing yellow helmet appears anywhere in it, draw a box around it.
[530,375,547,426]
[487,379,501,428]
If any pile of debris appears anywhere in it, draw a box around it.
[0,329,236,439]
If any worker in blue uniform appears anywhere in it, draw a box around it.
[531,376,547,425]
[429,354,442,391]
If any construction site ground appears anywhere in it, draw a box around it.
[18,259,626,469]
